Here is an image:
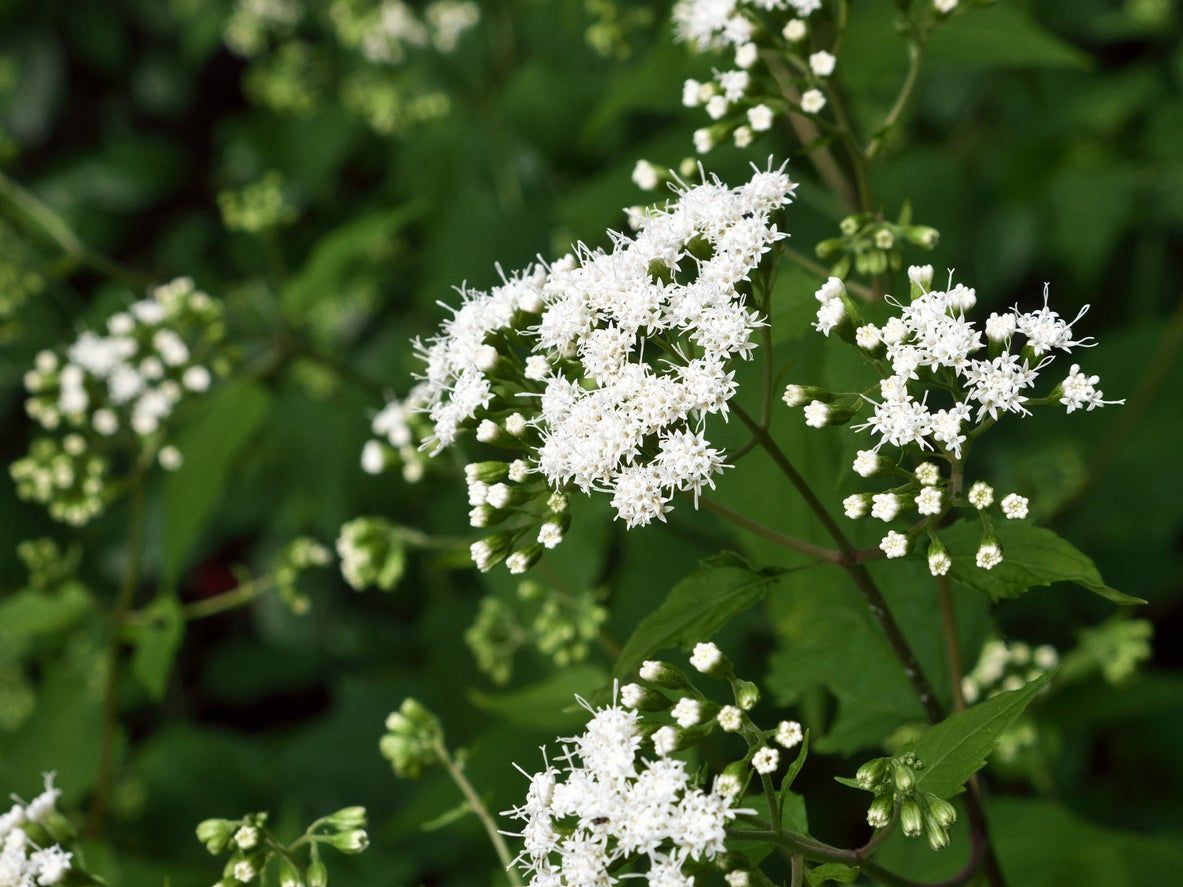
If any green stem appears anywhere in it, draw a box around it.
[701,496,845,564]
[0,169,152,287]
[87,477,147,835]
[181,578,274,621]
[866,38,927,162]
[437,743,521,886]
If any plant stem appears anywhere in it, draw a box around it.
[731,402,944,723]
[790,853,804,887]
[436,743,522,886]
[866,39,926,162]
[936,575,966,712]
[87,478,146,835]
[700,496,844,564]
[784,247,874,300]
[181,578,273,621]
[0,169,152,287]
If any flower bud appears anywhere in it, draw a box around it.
[925,793,957,829]
[505,544,543,575]
[326,807,368,831]
[927,538,951,577]
[782,384,835,408]
[638,659,689,690]
[892,759,917,792]
[278,857,306,887]
[326,829,369,854]
[855,757,888,790]
[689,641,730,676]
[900,797,924,836]
[307,859,328,887]
[866,792,894,828]
[620,682,670,712]
[196,818,234,854]
[731,678,760,711]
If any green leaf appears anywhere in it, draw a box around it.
[926,5,1092,70]
[468,664,608,730]
[910,672,1052,800]
[779,731,810,798]
[161,381,272,590]
[0,582,92,643]
[806,863,860,886]
[940,520,1144,605]
[613,552,789,675]
[781,790,808,835]
[419,798,473,833]
[127,593,184,700]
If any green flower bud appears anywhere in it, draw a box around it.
[925,793,957,829]
[782,384,836,408]
[307,859,328,887]
[325,806,368,831]
[325,829,369,854]
[855,757,888,790]
[866,792,894,828]
[336,517,406,591]
[924,812,950,851]
[278,857,306,887]
[381,699,444,778]
[638,659,689,690]
[892,760,916,792]
[196,818,234,854]
[731,678,760,711]
[900,797,924,837]
[465,461,508,484]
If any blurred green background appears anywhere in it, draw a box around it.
[0,0,1180,884]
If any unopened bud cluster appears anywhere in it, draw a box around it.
[13,277,227,525]
[197,806,368,886]
[854,753,957,851]
[465,581,607,684]
[271,537,333,614]
[335,517,406,591]
[379,698,443,779]
[961,638,1058,705]
[359,390,431,483]
[816,212,940,280]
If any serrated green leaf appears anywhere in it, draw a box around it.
[161,381,272,590]
[128,593,184,700]
[910,672,1052,799]
[613,552,789,675]
[940,520,1144,605]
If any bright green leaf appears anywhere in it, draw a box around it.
[807,863,860,886]
[910,672,1052,800]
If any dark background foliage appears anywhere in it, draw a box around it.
[0,0,1180,884]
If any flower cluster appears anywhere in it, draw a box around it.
[197,806,368,886]
[359,387,431,482]
[852,752,958,851]
[0,773,81,887]
[379,698,444,779]
[961,639,1058,705]
[12,277,227,525]
[784,268,1121,574]
[505,643,807,886]
[335,517,407,591]
[218,171,297,234]
[402,164,795,574]
[673,0,833,154]
[329,0,480,64]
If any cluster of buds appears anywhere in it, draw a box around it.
[784,269,1119,575]
[467,464,571,575]
[197,807,368,886]
[379,698,444,779]
[853,753,957,851]
[217,171,297,234]
[815,209,940,279]
[335,517,407,591]
[270,537,333,614]
[13,277,228,525]
[464,580,607,685]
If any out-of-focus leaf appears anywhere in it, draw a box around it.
[614,552,790,675]
[468,664,608,730]
[926,5,1092,70]
[0,582,92,642]
[910,672,1052,800]
[161,381,272,590]
[127,593,184,700]
[941,520,1144,605]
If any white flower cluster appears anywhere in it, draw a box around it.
[406,164,796,573]
[503,692,742,887]
[360,387,429,482]
[961,638,1057,705]
[225,0,302,56]
[328,0,480,64]
[0,774,73,886]
[787,269,1121,575]
[673,1,831,152]
[13,277,225,525]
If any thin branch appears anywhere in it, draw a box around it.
[866,39,927,162]
[437,743,522,886]
[700,496,844,564]
[784,247,874,301]
[936,575,966,712]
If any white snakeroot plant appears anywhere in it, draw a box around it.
[785,272,1123,576]
[0,773,94,887]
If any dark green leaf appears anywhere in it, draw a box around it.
[614,552,789,674]
[127,593,184,700]
[806,863,860,886]
[941,520,1144,605]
